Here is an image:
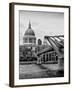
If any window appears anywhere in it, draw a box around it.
[46,54,48,61]
[43,54,45,62]
[49,54,51,61]
[29,38,32,43]
[24,38,27,43]
[56,56,58,61]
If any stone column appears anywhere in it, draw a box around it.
[58,57,64,70]
[28,37,29,43]
[47,53,48,61]
[48,53,49,61]
[45,53,46,62]
[41,54,43,62]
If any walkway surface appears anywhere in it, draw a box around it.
[19,63,64,79]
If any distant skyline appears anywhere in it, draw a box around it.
[19,10,64,45]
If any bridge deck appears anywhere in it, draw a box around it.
[19,63,64,79]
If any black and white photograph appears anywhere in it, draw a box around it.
[19,11,64,79]
[9,3,70,87]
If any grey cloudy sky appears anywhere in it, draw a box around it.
[19,10,64,45]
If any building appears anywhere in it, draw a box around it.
[23,21,36,45]
[20,21,37,62]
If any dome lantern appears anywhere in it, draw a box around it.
[28,21,31,29]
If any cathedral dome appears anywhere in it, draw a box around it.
[24,21,35,36]
[25,29,35,36]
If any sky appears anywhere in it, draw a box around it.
[19,10,64,45]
